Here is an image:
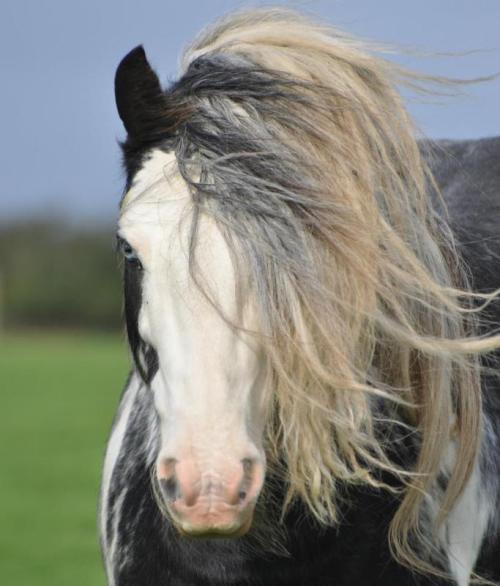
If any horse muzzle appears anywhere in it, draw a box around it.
[156,455,265,537]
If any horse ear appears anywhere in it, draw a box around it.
[115,45,167,140]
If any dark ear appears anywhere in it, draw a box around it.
[115,46,167,140]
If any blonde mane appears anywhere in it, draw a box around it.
[148,8,500,576]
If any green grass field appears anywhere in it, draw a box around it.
[0,333,130,586]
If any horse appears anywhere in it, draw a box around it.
[99,9,500,585]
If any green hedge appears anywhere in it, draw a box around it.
[0,219,123,330]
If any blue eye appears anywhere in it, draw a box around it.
[117,237,142,268]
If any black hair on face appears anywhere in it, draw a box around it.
[123,259,159,384]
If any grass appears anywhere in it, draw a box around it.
[0,332,130,586]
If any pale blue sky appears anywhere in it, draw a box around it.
[1,0,499,222]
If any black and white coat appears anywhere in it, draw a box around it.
[100,137,500,586]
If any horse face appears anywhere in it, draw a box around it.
[118,150,267,537]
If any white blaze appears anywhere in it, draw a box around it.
[119,149,266,473]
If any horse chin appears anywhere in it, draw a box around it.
[171,509,255,540]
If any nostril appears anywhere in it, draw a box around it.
[242,458,254,486]
[160,476,179,502]
[158,458,181,503]
[242,458,253,475]
[158,458,203,508]
[236,457,258,505]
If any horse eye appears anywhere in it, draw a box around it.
[117,237,142,268]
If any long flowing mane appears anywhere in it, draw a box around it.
[121,8,500,575]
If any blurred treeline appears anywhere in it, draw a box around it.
[0,218,122,330]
